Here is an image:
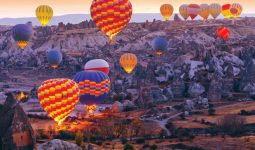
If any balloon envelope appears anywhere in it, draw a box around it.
[90,0,132,43]
[119,53,138,74]
[209,3,221,19]
[187,4,200,20]
[160,4,174,21]
[179,4,189,20]
[230,3,242,19]
[152,37,168,56]
[12,24,33,49]
[222,4,232,19]
[73,71,110,111]
[36,5,53,26]
[38,78,80,125]
[199,4,210,20]
[84,59,110,75]
[47,50,62,69]
[217,27,231,41]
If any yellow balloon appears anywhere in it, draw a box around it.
[179,4,189,20]
[120,53,138,74]
[160,4,174,21]
[199,4,210,20]
[209,3,221,19]
[36,5,53,26]
[230,3,242,19]
[222,4,232,19]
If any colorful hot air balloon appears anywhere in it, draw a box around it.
[160,4,174,21]
[73,71,110,113]
[12,24,33,49]
[230,3,242,19]
[36,5,53,26]
[222,4,232,19]
[179,4,189,20]
[38,79,80,125]
[209,3,222,19]
[152,37,168,56]
[199,4,210,20]
[84,59,110,75]
[217,27,231,41]
[187,4,200,20]
[90,0,132,43]
[47,49,63,69]
[120,53,138,74]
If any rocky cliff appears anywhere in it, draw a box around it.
[1,18,255,102]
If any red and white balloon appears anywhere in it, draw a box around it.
[84,59,110,75]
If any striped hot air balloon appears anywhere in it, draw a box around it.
[73,71,110,113]
[36,5,53,26]
[187,4,200,20]
[179,4,189,20]
[120,53,138,74]
[160,4,174,21]
[199,4,210,20]
[209,3,222,19]
[217,27,231,41]
[84,59,110,75]
[230,3,242,19]
[90,0,132,43]
[222,4,232,19]
[38,79,80,125]
[12,24,33,49]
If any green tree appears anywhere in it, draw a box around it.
[75,130,84,146]
[124,143,134,150]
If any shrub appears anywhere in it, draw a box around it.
[53,130,75,140]
[124,143,134,150]
[217,114,246,136]
[75,131,83,146]
[150,144,158,150]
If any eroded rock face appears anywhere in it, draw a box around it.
[0,93,36,150]
[38,139,82,150]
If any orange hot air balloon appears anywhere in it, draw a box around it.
[160,4,174,21]
[120,53,138,74]
[230,3,242,19]
[179,4,189,21]
[217,27,231,41]
[222,4,232,19]
[199,4,210,21]
[187,4,200,20]
[90,0,132,43]
[38,78,80,125]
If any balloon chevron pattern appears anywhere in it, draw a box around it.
[90,0,132,43]
[38,78,80,125]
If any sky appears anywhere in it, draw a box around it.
[0,0,254,18]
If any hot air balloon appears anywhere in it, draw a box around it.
[209,3,222,19]
[230,3,242,19]
[90,0,132,43]
[199,4,210,21]
[187,4,200,20]
[12,24,33,49]
[36,5,53,26]
[84,59,110,75]
[222,4,232,19]
[47,49,63,69]
[179,4,189,20]
[217,27,231,41]
[152,37,168,56]
[38,78,80,125]
[119,53,138,74]
[73,71,110,113]
[160,4,174,21]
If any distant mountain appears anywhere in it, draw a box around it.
[0,13,254,26]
